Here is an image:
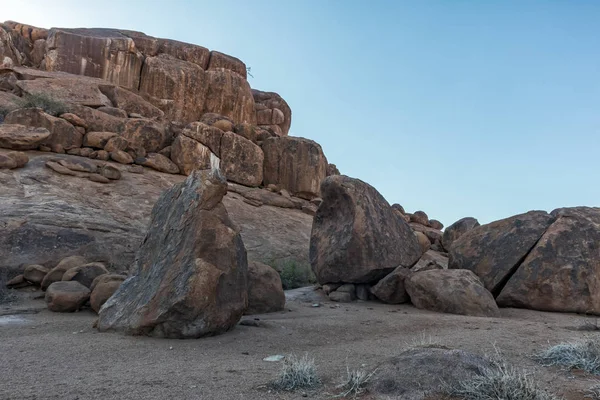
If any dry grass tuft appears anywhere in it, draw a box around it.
[534,338,600,375]
[270,353,320,392]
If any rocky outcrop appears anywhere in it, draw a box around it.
[406,269,500,317]
[245,261,285,315]
[204,69,256,125]
[448,211,554,295]
[97,169,248,338]
[442,217,480,251]
[310,175,421,284]
[262,136,328,200]
[497,207,600,314]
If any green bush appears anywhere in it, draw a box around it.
[274,260,315,290]
[18,93,68,116]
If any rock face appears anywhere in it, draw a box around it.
[139,54,207,123]
[497,207,600,314]
[448,211,554,296]
[245,261,285,315]
[0,124,50,150]
[442,217,480,251]
[45,281,91,312]
[310,175,421,284]
[406,269,500,317]
[0,151,313,277]
[97,169,248,338]
[45,28,143,89]
[368,348,495,399]
[262,136,328,200]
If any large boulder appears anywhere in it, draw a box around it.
[170,134,213,175]
[45,28,143,89]
[262,136,328,200]
[406,269,500,317]
[203,69,256,125]
[157,38,210,69]
[448,211,554,296]
[68,104,126,133]
[442,217,480,251]
[97,169,248,338]
[40,255,88,291]
[220,131,263,187]
[497,207,600,314]
[0,124,50,150]
[45,281,91,312]
[4,108,82,150]
[310,175,421,284]
[139,54,208,124]
[368,348,495,399]
[245,261,285,315]
[370,267,412,304]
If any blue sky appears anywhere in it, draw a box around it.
[5,1,600,226]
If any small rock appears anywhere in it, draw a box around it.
[128,164,144,174]
[110,150,133,164]
[57,158,97,173]
[322,283,342,295]
[60,113,88,128]
[310,197,323,207]
[66,148,81,156]
[51,144,65,154]
[45,160,86,177]
[6,274,31,289]
[91,280,123,313]
[129,113,143,118]
[329,291,354,303]
[80,147,93,157]
[39,145,51,152]
[0,154,17,169]
[104,136,129,152]
[100,164,122,180]
[243,198,263,207]
[89,173,110,184]
[23,265,50,286]
[263,355,285,362]
[96,150,109,161]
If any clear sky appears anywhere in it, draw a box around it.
[4,1,600,226]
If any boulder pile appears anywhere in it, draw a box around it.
[309,174,498,317]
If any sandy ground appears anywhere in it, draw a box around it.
[1,287,598,400]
